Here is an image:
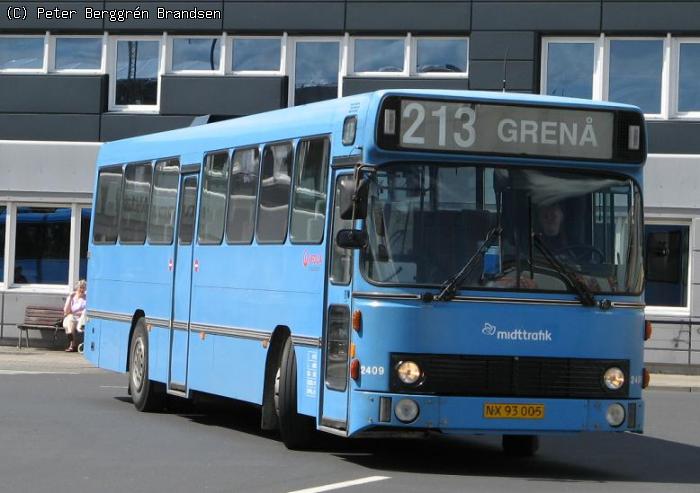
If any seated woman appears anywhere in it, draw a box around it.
[62,280,87,352]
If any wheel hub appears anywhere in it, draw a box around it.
[131,337,145,392]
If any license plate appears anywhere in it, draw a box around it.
[483,403,545,419]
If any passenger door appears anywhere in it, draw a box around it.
[168,171,199,393]
[320,174,355,432]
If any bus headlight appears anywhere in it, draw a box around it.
[395,399,420,423]
[603,367,625,390]
[396,361,422,385]
[606,403,625,427]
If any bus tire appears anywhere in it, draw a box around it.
[129,319,165,412]
[502,434,539,457]
[276,337,315,449]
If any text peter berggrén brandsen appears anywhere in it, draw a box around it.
[35,6,222,22]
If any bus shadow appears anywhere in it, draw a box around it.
[114,394,700,485]
[333,432,700,485]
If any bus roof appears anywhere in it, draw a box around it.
[96,90,642,167]
[371,89,641,111]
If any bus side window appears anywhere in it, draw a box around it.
[147,158,180,245]
[330,176,354,285]
[290,137,330,244]
[198,151,230,245]
[93,166,123,244]
[256,142,293,244]
[119,162,153,245]
[226,147,260,244]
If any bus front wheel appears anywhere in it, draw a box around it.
[275,337,315,449]
[502,434,539,457]
[129,319,165,412]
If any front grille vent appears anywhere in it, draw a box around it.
[390,354,629,399]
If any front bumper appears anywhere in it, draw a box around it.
[349,391,644,436]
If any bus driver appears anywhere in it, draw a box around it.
[537,202,568,251]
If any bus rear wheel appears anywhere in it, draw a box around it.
[502,434,539,457]
[274,337,315,449]
[129,319,165,412]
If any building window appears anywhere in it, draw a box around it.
[171,37,221,72]
[54,37,102,71]
[14,207,71,285]
[79,208,91,280]
[608,39,663,115]
[113,38,160,109]
[0,36,45,71]
[677,41,700,114]
[256,142,293,244]
[413,38,468,75]
[292,40,340,106]
[541,36,700,118]
[226,147,260,245]
[290,137,330,244]
[198,152,230,245]
[148,158,179,245]
[119,162,153,244]
[352,38,405,74]
[231,38,282,73]
[544,41,595,99]
[346,35,470,82]
[645,224,690,308]
[0,206,5,283]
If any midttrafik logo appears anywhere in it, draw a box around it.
[482,322,553,342]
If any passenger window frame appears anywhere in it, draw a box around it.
[198,150,231,246]
[290,135,331,246]
[92,164,125,245]
[255,140,295,245]
[147,157,180,246]
[118,161,154,245]
[226,145,262,246]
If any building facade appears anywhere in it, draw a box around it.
[0,1,698,370]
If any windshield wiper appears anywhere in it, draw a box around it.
[435,227,502,302]
[532,235,597,307]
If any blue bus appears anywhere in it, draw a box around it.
[85,90,649,455]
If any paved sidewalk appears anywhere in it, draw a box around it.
[0,346,100,374]
[648,373,700,391]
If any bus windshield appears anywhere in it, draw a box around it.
[361,163,643,295]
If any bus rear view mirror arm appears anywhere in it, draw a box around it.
[336,229,368,249]
[339,173,371,221]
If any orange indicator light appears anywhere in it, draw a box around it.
[352,310,363,332]
[642,368,650,389]
[350,359,360,380]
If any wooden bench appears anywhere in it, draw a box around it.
[16,306,65,349]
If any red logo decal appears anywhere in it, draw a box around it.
[303,251,323,267]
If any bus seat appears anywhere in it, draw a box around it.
[228,195,256,242]
[257,205,289,240]
[290,209,324,242]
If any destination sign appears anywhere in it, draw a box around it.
[380,98,617,160]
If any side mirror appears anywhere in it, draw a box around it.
[336,229,367,249]
[339,177,369,220]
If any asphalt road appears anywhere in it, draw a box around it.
[0,364,699,493]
